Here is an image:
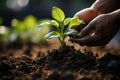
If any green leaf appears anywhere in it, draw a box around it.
[65,29,78,35]
[52,7,65,22]
[36,22,51,30]
[63,18,71,26]
[69,17,81,28]
[50,20,59,28]
[45,31,60,40]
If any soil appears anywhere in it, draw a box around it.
[0,40,120,80]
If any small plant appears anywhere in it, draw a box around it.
[37,7,84,47]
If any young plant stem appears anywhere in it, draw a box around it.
[58,22,65,48]
[58,37,64,48]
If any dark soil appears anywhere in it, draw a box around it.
[0,45,120,80]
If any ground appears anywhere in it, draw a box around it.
[0,39,120,80]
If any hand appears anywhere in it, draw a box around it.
[71,8,100,32]
[70,13,119,46]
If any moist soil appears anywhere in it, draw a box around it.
[0,43,120,80]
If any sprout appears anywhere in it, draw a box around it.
[37,7,84,47]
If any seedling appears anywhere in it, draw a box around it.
[37,7,84,47]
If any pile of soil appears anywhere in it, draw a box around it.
[0,45,120,80]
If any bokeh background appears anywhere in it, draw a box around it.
[0,0,120,48]
[0,0,94,25]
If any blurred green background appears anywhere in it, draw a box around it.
[0,0,93,26]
